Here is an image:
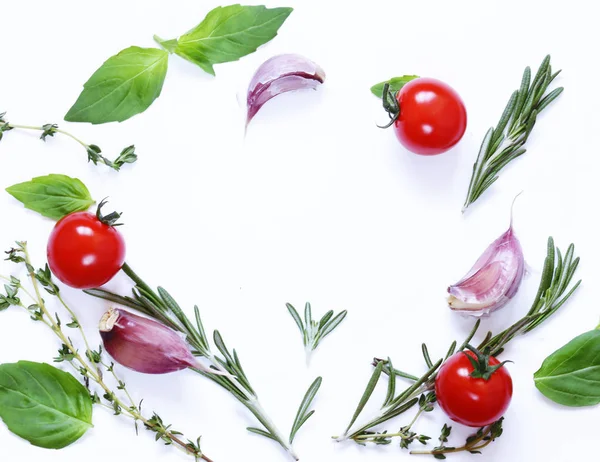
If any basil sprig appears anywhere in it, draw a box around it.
[155,5,293,76]
[6,174,94,220]
[534,326,600,407]
[0,361,93,449]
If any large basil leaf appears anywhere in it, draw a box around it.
[534,329,600,407]
[0,361,93,448]
[155,5,293,76]
[370,75,419,98]
[65,46,168,124]
[6,174,94,220]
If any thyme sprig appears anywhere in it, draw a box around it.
[411,419,504,459]
[286,302,347,362]
[463,55,563,211]
[86,263,322,461]
[2,243,212,462]
[335,237,580,456]
[0,112,137,171]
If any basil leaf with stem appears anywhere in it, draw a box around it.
[335,237,580,453]
[534,327,600,407]
[87,262,322,461]
[0,112,137,171]
[154,5,293,76]
[2,243,213,461]
[463,55,563,211]
[6,174,94,220]
[286,302,347,363]
[0,361,93,449]
[370,75,419,98]
[65,46,168,124]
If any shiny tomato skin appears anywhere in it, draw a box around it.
[394,78,467,155]
[435,351,512,427]
[47,211,126,289]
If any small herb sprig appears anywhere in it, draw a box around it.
[2,243,211,462]
[463,55,563,211]
[335,237,580,457]
[86,264,321,461]
[286,302,347,362]
[0,112,137,171]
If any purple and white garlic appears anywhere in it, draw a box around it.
[99,307,222,376]
[448,222,525,317]
[246,53,325,125]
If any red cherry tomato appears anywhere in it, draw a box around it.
[47,210,126,289]
[388,78,467,155]
[435,350,512,427]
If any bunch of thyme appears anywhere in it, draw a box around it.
[0,112,137,171]
[86,263,321,461]
[1,242,211,462]
[335,237,580,457]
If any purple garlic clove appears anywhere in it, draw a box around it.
[448,224,525,317]
[99,308,206,375]
[246,53,325,125]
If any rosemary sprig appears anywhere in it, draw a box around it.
[86,264,322,461]
[2,242,212,462]
[0,112,137,171]
[286,302,347,362]
[335,236,580,455]
[463,55,563,211]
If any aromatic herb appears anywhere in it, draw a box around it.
[0,361,93,449]
[286,302,347,362]
[411,419,504,459]
[6,174,94,220]
[534,325,600,407]
[463,55,563,211]
[155,5,293,76]
[86,264,320,460]
[65,47,168,124]
[0,112,137,170]
[1,243,212,461]
[334,237,580,456]
[370,75,419,98]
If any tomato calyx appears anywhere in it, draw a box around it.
[96,198,124,227]
[463,344,512,381]
[377,83,401,129]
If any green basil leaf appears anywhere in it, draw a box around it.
[534,329,600,407]
[65,46,169,124]
[156,5,293,76]
[6,174,94,220]
[370,75,420,98]
[0,361,93,449]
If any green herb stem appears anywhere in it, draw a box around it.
[7,123,89,148]
[463,55,563,211]
[0,113,137,171]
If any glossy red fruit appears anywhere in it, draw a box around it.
[435,350,512,427]
[389,78,467,155]
[47,206,125,289]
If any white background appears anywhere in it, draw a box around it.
[1,1,598,461]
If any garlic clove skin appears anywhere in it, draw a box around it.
[99,308,200,374]
[246,53,326,125]
[448,226,525,316]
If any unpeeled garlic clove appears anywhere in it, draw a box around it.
[448,224,524,316]
[246,53,325,126]
[99,307,220,375]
